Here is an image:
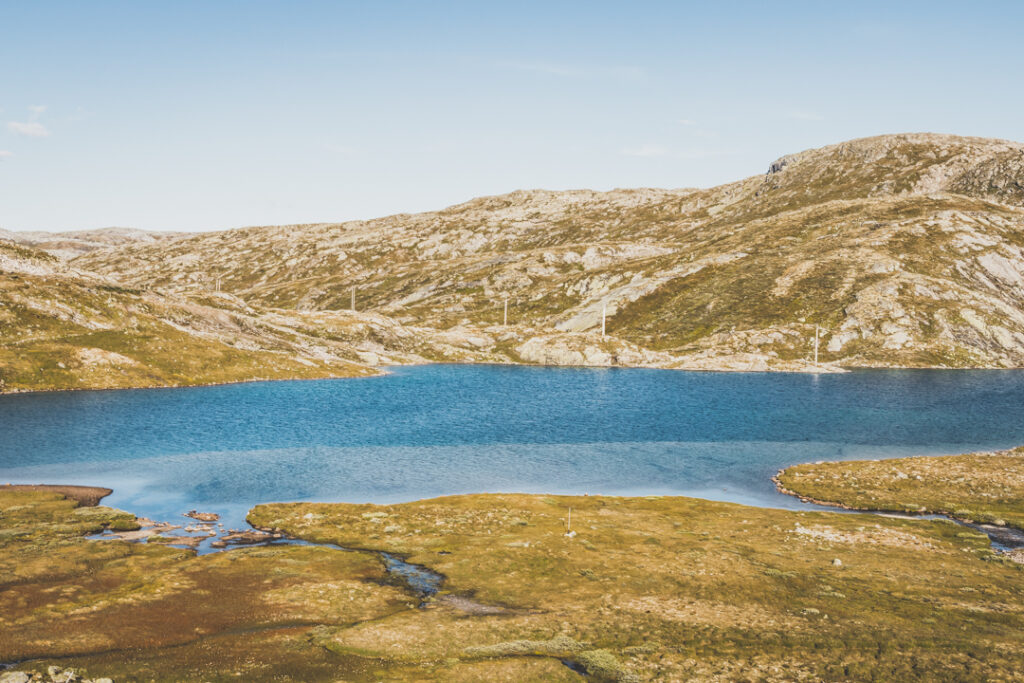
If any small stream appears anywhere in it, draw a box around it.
[775,489,1024,551]
[379,551,445,597]
[882,514,1024,551]
[91,524,446,600]
[972,522,1024,550]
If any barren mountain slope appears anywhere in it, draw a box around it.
[0,239,541,392]
[69,133,1024,369]
[0,241,381,391]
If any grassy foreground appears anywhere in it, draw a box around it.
[3,485,1021,681]
[777,446,1024,529]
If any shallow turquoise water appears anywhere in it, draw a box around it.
[2,365,1024,529]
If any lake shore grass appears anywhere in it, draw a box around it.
[2,461,1023,681]
[776,446,1024,531]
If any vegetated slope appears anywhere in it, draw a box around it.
[0,240,376,392]
[74,133,1024,370]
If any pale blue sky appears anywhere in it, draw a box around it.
[2,1,1022,232]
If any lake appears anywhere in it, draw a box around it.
[3,365,1024,531]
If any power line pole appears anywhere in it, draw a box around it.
[351,287,356,312]
[503,297,508,326]
[601,301,607,337]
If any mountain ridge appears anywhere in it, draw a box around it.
[0,226,185,260]
[5,133,1024,391]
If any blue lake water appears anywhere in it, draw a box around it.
[2,365,1024,532]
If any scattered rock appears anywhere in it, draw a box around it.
[0,672,32,683]
[220,529,278,546]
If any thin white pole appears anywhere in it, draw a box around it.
[814,325,819,365]
[351,287,356,311]
[601,302,607,337]
[503,297,508,326]
[567,507,572,533]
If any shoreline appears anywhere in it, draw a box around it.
[772,466,1024,540]
[5,358,1021,397]
[0,484,112,507]
[18,444,1024,554]
[0,369,384,397]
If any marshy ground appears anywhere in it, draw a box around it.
[2,448,1024,681]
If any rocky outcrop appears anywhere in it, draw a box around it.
[767,155,795,174]
[516,333,674,367]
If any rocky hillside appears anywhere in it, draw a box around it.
[0,227,183,259]
[69,133,1024,371]
[4,133,1023,391]
[0,238,544,392]
[0,240,375,391]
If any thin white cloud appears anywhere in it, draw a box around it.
[28,105,47,115]
[606,66,646,81]
[500,60,584,77]
[498,61,645,81]
[8,121,50,137]
[691,129,720,141]
[850,21,899,40]
[621,144,669,158]
[620,145,737,161]
[0,150,12,159]
[67,106,92,122]
[786,109,824,121]
[675,149,737,160]
[324,143,356,155]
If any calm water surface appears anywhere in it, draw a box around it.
[2,365,1024,530]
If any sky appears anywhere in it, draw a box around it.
[2,1,1023,233]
